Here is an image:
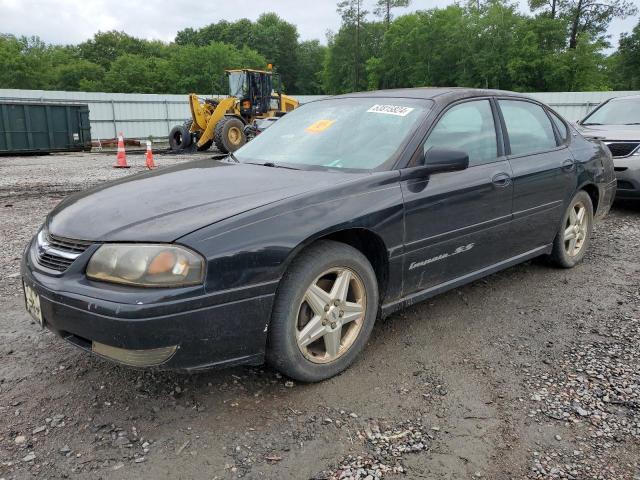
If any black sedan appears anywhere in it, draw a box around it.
[21,88,616,382]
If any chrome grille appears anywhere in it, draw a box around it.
[604,142,639,158]
[35,230,92,272]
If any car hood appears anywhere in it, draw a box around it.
[47,160,354,242]
[576,124,640,141]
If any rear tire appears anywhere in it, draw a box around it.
[168,125,191,151]
[267,241,379,382]
[214,117,246,154]
[549,190,593,268]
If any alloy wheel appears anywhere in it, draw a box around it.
[564,200,588,257]
[296,267,366,364]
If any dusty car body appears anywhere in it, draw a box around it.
[21,88,616,381]
[576,95,640,200]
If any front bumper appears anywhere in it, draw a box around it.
[21,241,276,371]
[614,156,640,200]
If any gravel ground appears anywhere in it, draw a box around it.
[0,152,639,480]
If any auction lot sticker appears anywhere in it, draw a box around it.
[367,104,415,116]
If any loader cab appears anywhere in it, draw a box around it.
[227,69,281,119]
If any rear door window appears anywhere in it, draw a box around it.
[499,100,557,156]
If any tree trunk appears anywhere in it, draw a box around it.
[569,0,583,49]
[551,0,556,19]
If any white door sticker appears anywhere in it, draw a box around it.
[367,104,415,117]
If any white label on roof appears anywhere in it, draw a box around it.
[367,104,415,116]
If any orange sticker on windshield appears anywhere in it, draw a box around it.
[305,119,336,133]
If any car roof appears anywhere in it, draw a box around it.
[607,94,640,102]
[331,87,528,103]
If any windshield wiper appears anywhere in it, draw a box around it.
[623,122,640,125]
[245,161,300,170]
[581,122,602,125]
[227,152,240,163]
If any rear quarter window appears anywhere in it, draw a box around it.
[548,110,569,144]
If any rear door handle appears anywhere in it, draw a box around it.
[492,172,512,187]
[562,159,576,171]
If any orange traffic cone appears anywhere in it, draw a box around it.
[113,133,130,168]
[145,140,156,170]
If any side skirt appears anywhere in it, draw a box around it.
[380,245,551,319]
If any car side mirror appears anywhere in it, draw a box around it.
[401,147,469,180]
[424,147,469,173]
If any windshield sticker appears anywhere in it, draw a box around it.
[367,104,415,117]
[306,119,336,133]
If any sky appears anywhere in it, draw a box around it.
[0,0,638,49]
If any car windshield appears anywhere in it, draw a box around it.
[582,98,640,125]
[234,97,431,171]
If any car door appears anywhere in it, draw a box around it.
[400,98,513,296]
[496,99,577,253]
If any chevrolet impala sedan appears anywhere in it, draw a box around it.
[21,88,616,382]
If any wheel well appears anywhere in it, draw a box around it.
[581,183,599,212]
[308,229,390,303]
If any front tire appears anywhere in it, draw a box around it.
[267,241,379,382]
[213,117,246,154]
[549,190,593,268]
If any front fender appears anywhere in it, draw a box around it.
[178,171,404,295]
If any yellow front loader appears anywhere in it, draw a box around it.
[169,69,299,154]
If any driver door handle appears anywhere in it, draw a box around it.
[492,172,512,187]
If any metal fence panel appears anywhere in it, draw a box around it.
[0,89,638,141]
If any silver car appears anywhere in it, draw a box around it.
[577,95,640,200]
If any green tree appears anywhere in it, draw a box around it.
[529,0,638,48]
[253,13,300,90]
[100,54,172,93]
[374,0,411,25]
[55,59,105,91]
[467,1,526,89]
[324,21,385,94]
[295,40,327,94]
[0,35,64,89]
[167,43,266,94]
[174,15,299,90]
[529,0,561,18]
[506,17,568,91]
[366,7,474,90]
[78,31,167,69]
[608,20,640,89]
[336,0,369,90]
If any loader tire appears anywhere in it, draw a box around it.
[169,125,191,151]
[214,117,246,154]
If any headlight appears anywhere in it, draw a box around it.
[86,244,205,287]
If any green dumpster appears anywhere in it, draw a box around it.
[0,101,91,155]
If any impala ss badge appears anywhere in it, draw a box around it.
[409,243,475,270]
